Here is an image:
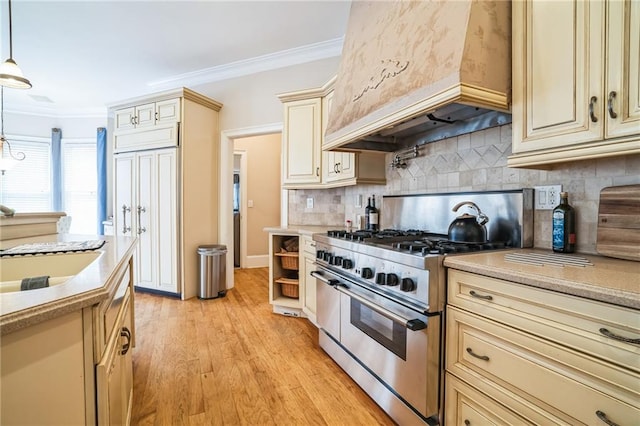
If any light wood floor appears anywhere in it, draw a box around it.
[131,267,396,425]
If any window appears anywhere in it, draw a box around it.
[62,140,97,235]
[0,136,99,235]
[0,137,51,212]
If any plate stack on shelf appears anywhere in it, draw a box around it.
[275,237,299,298]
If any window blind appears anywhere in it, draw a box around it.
[0,138,51,212]
[62,140,97,234]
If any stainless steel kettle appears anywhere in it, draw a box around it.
[448,201,489,243]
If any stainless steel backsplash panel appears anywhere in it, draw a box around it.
[382,189,534,248]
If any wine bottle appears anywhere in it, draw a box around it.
[552,192,576,253]
[369,195,379,231]
[365,197,372,231]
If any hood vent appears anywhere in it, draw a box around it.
[325,0,512,153]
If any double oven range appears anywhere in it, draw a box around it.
[311,190,533,425]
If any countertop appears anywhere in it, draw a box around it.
[264,225,338,237]
[444,248,640,310]
[0,233,137,335]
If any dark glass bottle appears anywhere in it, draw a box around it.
[369,195,379,231]
[365,197,372,231]
[552,192,576,253]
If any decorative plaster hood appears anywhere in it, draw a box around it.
[325,0,512,153]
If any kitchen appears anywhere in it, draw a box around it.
[1,0,639,425]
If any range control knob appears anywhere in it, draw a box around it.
[316,250,325,260]
[342,259,354,269]
[324,252,333,263]
[385,273,399,286]
[332,256,343,266]
[400,278,416,292]
[361,267,374,279]
[375,272,386,285]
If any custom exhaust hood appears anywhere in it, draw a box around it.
[324,0,512,153]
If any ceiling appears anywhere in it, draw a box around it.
[1,0,351,116]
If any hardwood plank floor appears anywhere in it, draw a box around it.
[131,267,396,425]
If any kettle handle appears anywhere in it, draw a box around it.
[452,201,489,226]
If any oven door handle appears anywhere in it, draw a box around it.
[337,286,427,331]
[310,270,340,287]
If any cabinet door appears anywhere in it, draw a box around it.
[605,0,640,139]
[115,107,135,131]
[135,102,156,128]
[155,149,178,293]
[96,296,133,426]
[114,153,135,237]
[303,255,317,320]
[156,98,181,125]
[512,0,604,153]
[136,152,156,290]
[282,98,322,186]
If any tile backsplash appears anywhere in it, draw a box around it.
[288,124,640,255]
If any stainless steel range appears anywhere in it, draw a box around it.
[312,189,533,425]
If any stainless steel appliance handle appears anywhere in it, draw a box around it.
[310,270,339,287]
[336,285,427,331]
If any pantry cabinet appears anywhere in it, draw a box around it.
[278,77,386,189]
[114,149,178,293]
[111,88,222,299]
[445,269,640,424]
[509,0,640,168]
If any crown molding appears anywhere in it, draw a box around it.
[147,37,344,90]
[4,103,107,119]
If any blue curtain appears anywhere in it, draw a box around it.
[97,127,107,234]
[51,128,63,211]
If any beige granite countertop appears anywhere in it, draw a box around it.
[0,233,137,335]
[444,248,640,309]
[263,225,338,236]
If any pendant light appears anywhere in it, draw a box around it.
[0,0,31,89]
[0,86,25,174]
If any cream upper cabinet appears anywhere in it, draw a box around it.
[279,78,386,189]
[114,98,180,132]
[282,97,323,186]
[509,0,640,168]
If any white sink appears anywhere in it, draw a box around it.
[0,252,101,293]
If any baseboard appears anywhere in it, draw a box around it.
[244,255,268,268]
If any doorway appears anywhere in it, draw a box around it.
[220,123,285,289]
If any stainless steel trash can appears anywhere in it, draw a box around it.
[198,244,227,299]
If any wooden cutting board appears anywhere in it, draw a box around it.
[596,184,640,261]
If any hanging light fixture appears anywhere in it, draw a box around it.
[0,86,25,174]
[0,0,31,89]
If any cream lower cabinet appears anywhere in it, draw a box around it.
[115,148,178,294]
[96,290,134,425]
[509,0,640,168]
[111,88,222,299]
[300,235,317,324]
[445,269,640,425]
[0,255,135,425]
[278,78,386,189]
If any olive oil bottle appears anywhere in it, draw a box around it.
[552,192,576,253]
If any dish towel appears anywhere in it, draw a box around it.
[21,276,50,291]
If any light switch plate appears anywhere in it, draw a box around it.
[534,185,562,210]
[306,197,314,209]
[248,199,254,208]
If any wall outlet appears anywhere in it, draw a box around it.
[355,194,363,208]
[306,197,314,209]
[534,185,562,210]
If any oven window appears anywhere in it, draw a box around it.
[350,298,407,360]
